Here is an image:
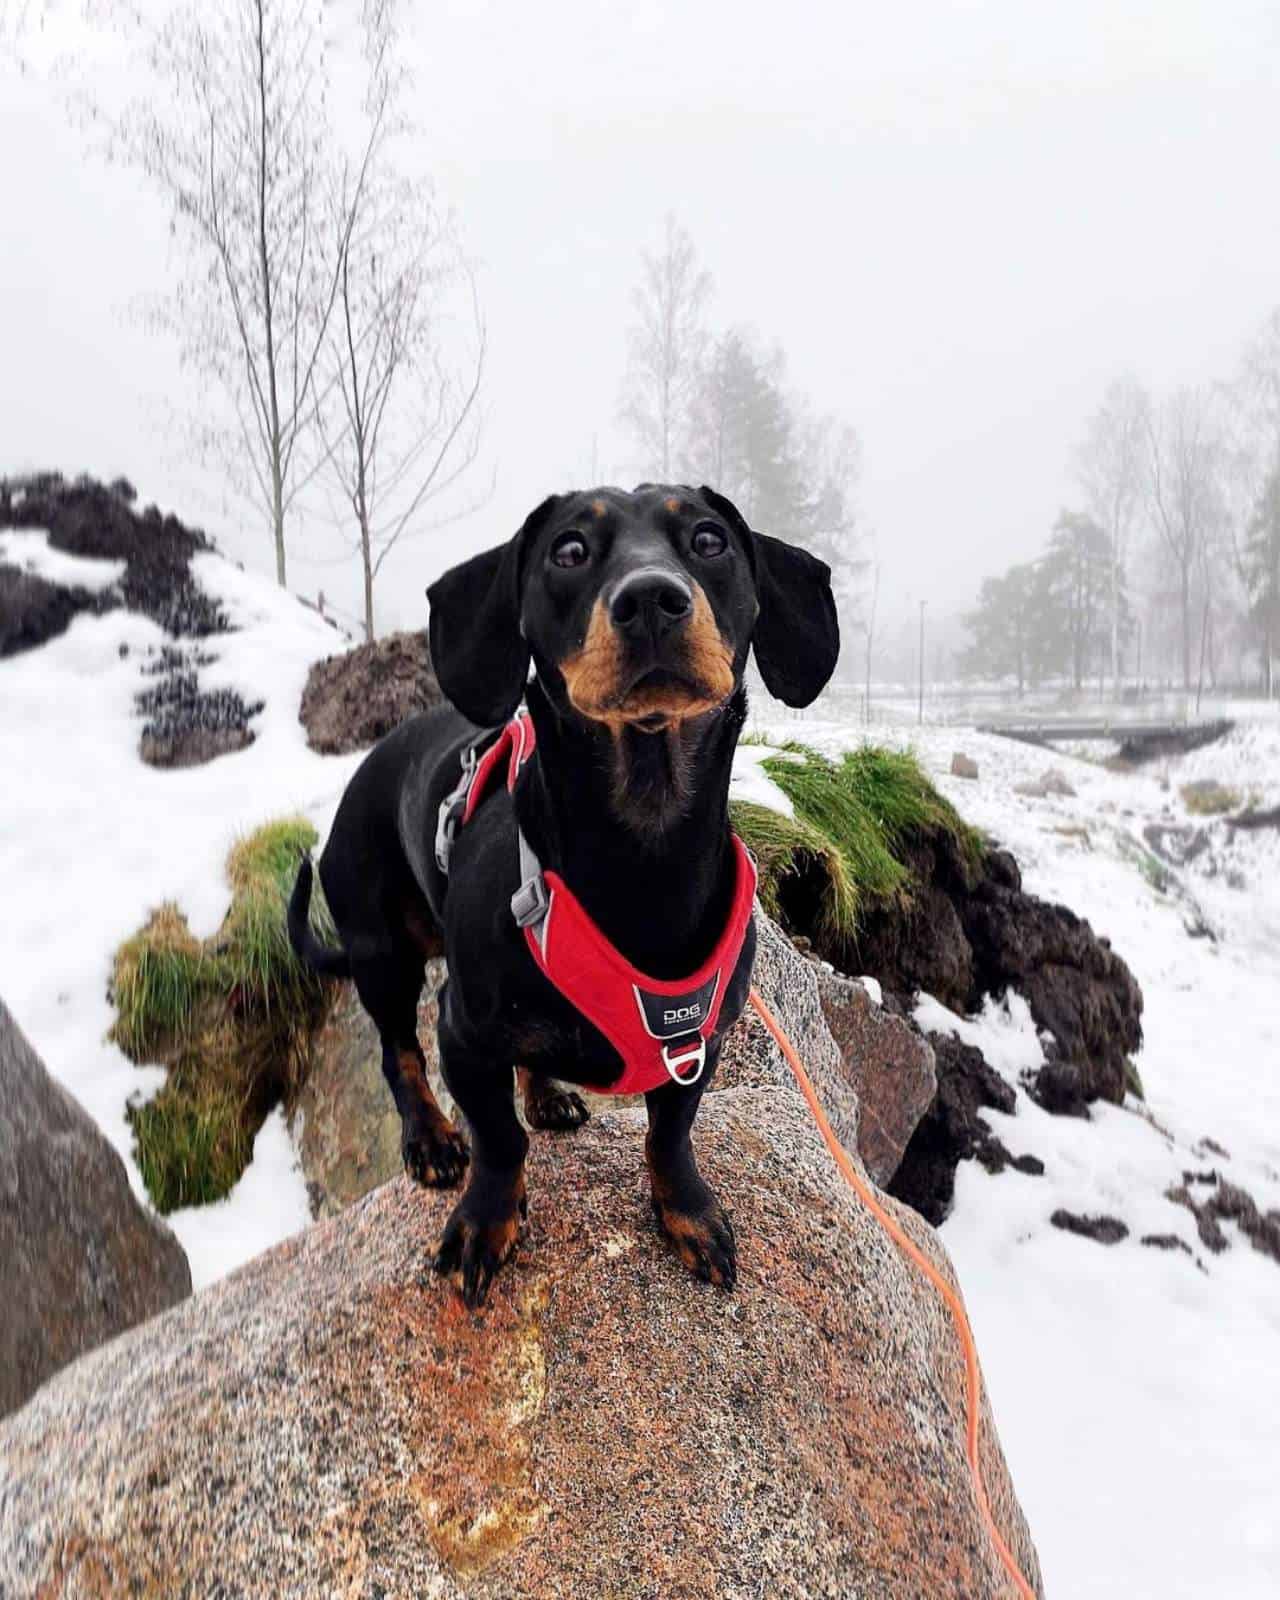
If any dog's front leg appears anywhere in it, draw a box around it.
[644,1064,736,1290]
[433,1020,529,1310]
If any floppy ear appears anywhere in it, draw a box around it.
[699,487,840,707]
[427,497,558,726]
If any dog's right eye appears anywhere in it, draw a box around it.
[550,533,589,569]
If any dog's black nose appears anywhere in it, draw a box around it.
[609,567,693,637]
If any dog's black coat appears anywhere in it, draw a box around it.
[289,484,838,1306]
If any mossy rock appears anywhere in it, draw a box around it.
[110,817,336,1212]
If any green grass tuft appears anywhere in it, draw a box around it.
[731,801,858,946]
[733,741,982,938]
[111,816,337,1213]
[110,903,223,1059]
[1180,782,1242,817]
[129,1082,252,1211]
[222,818,332,1016]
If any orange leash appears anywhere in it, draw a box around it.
[748,987,1038,1600]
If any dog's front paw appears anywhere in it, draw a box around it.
[433,1179,527,1308]
[525,1081,590,1133]
[401,1115,470,1189]
[652,1187,737,1290]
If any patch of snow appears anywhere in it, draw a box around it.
[857,974,883,1007]
[728,742,796,817]
[166,1109,313,1292]
[0,549,363,1288]
[914,990,1046,1081]
[0,527,126,593]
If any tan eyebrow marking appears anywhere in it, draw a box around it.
[664,496,683,515]
[591,498,608,517]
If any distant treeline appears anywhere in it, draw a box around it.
[964,331,1280,698]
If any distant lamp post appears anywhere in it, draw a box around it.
[917,599,927,726]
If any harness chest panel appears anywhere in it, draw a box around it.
[444,712,757,1096]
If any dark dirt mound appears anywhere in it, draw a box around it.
[0,563,112,656]
[0,472,227,651]
[1050,1209,1129,1245]
[855,832,1142,1108]
[135,647,263,769]
[1166,1173,1280,1266]
[1,474,266,767]
[1141,1232,1193,1256]
[299,629,442,754]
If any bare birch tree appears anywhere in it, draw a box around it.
[318,172,486,641]
[1074,375,1148,691]
[98,1,383,585]
[1144,386,1225,689]
[620,214,711,478]
[1225,306,1280,692]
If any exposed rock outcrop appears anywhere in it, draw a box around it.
[0,996,191,1419]
[298,916,905,1219]
[299,628,443,754]
[812,967,936,1186]
[856,831,1142,1108]
[0,1086,1043,1598]
[888,1031,1043,1226]
[295,964,447,1218]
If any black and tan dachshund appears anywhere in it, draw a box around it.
[288,484,838,1306]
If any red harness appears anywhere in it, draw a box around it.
[439,712,757,1095]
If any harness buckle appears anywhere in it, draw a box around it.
[511,871,550,930]
[661,1035,707,1086]
[434,742,480,874]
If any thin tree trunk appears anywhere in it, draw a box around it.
[254,0,286,587]
[1181,561,1192,689]
[361,516,374,643]
[1110,538,1120,695]
[1195,595,1210,715]
[272,467,286,586]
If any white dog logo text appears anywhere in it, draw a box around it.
[663,1004,702,1025]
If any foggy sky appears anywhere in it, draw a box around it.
[4,1,1280,643]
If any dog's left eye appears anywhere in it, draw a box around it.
[551,533,590,569]
[691,523,728,559]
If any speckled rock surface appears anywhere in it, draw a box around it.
[299,914,864,1213]
[0,996,191,1420]
[812,967,936,1186]
[713,912,861,1152]
[296,962,449,1217]
[0,1082,1042,1599]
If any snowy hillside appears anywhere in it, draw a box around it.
[0,515,368,1281]
[753,707,1280,1600]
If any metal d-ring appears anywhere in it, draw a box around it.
[661,1036,707,1086]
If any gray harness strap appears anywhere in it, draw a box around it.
[433,720,550,948]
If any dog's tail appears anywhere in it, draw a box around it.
[287,855,351,980]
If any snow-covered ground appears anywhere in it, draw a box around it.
[4,534,1278,1594]
[0,538,366,1286]
[750,704,1280,1600]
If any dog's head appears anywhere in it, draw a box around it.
[427,484,839,730]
